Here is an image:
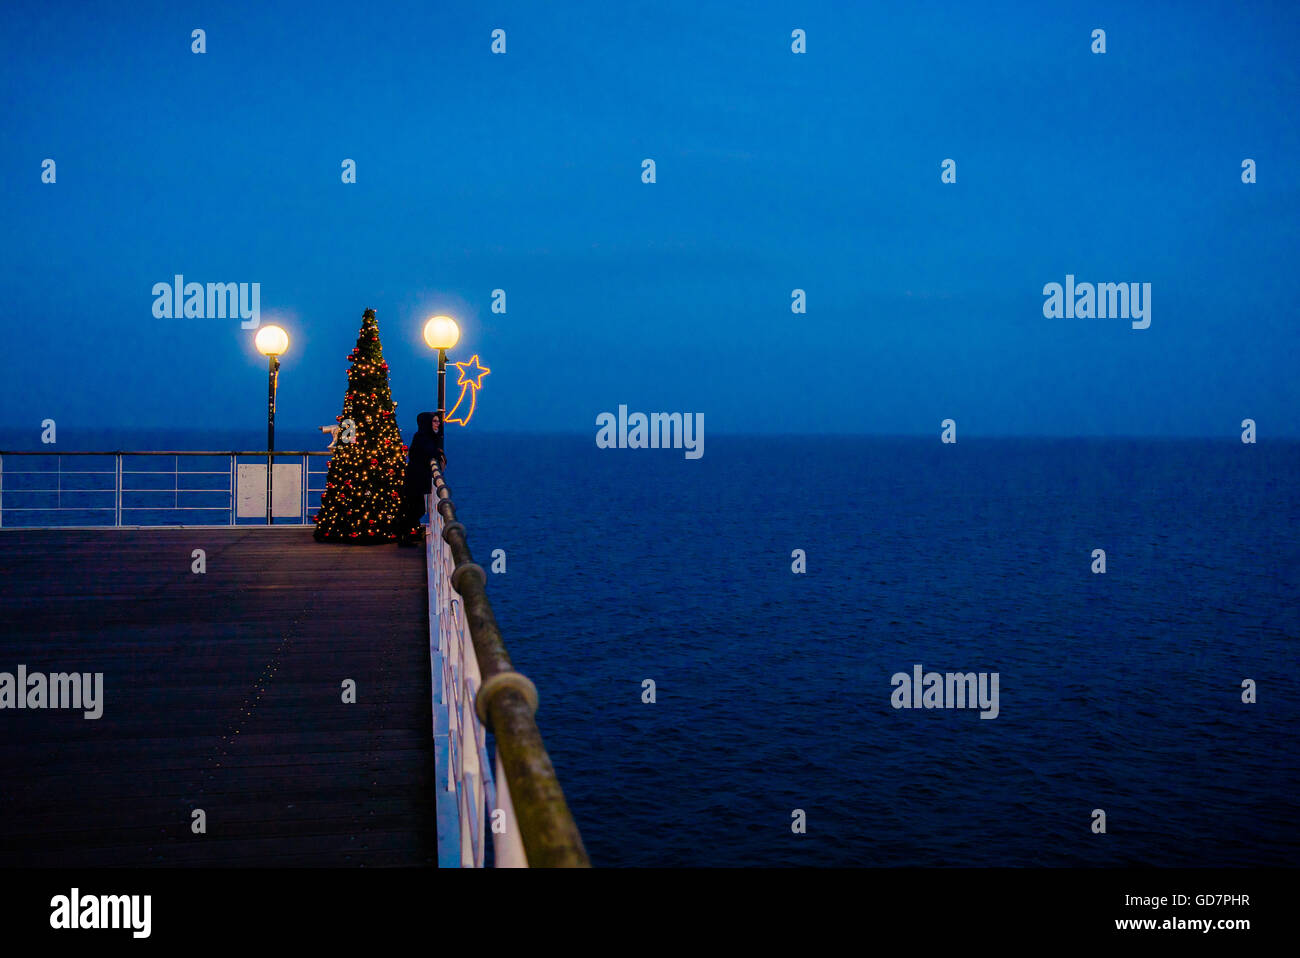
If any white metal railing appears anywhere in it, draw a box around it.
[0,451,330,528]
[427,494,527,867]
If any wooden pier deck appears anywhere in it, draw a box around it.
[0,527,436,867]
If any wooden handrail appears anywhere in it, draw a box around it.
[430,464,590,867]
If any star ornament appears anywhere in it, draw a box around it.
[444,354,490,425]
[452,354,490,389]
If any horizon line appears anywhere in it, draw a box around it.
[0,428,1293,444]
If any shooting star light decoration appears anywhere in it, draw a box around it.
[444,354,490,426]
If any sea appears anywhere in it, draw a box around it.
[2,428,1297,866]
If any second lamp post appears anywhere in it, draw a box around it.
[255,324,289,524]
[422,314,460,431]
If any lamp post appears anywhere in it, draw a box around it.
[254,324,289,525]
[422,314,461,435]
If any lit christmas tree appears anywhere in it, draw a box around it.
[313,308,407,543]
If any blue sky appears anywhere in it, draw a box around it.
[2,0,1297,437]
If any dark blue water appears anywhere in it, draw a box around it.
[3,430,1297,866]
[452,435,1300,867]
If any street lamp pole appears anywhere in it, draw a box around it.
[423,314,461,451]
[266,353,280,524]
[437,348,447,422]
[254,324,290,526]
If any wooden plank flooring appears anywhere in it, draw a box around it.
[0,527,435,867]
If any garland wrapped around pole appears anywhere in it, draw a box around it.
[313,308,407,543]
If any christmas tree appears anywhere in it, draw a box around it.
[313,308,407,543]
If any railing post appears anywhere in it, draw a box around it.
[492,748,527,867]
[115,454,122,528]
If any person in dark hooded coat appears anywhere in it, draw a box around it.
[398,411,445,546]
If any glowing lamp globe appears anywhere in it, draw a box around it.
[423,315,460,351]
[255,324,289,356]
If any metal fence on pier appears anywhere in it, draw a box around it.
[0,451,330,527]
